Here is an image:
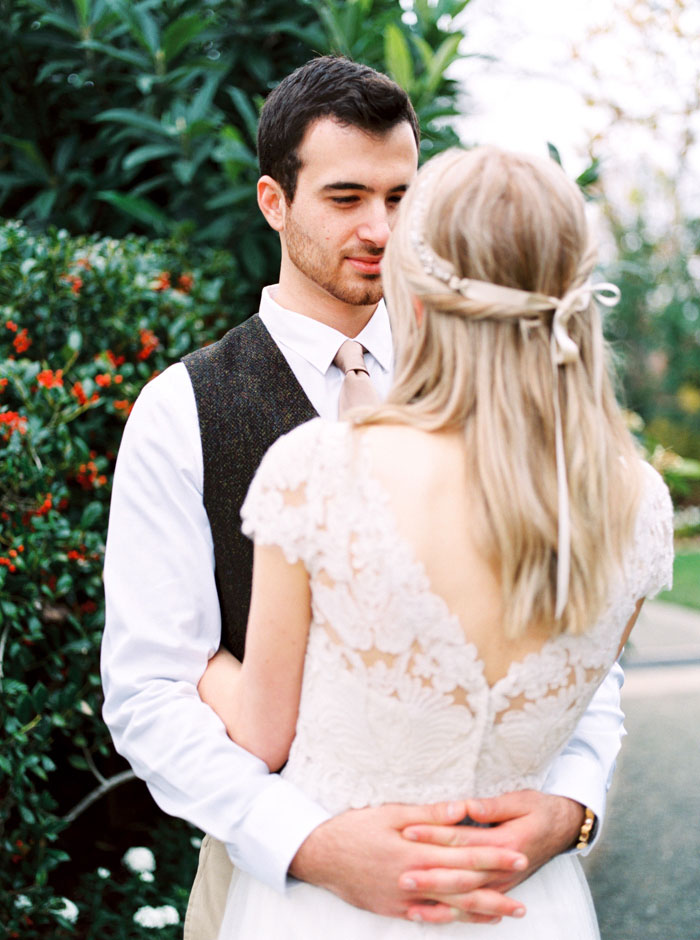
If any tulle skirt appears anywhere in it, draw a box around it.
[217,853,600,939]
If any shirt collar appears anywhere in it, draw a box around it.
[259,285,393,376]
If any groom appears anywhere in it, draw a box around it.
[101,56,624,930]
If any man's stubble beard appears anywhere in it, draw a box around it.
[284,213,384,308]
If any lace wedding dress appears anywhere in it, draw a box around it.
[217,419,673,939]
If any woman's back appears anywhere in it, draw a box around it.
[359,423,555,685]
[241,418,673,817]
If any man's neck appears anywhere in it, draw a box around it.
[273,278,378,338]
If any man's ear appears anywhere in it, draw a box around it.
[257,175,287,232]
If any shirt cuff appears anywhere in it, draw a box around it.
[224,775,331,894]
[542,753,609,855]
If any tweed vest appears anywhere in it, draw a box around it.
[183,315,317,659]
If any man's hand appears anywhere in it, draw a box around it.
[289,801,528,925]
[398,791,585,922]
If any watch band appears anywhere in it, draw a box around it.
[575,807,597,850]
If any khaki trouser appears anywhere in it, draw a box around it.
[183,835,234,940]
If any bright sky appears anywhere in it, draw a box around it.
[454,0,610,172]
[452,0,700,218]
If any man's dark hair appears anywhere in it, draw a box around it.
[257,56,420,201]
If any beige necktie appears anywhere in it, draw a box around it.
[333,340,380,417]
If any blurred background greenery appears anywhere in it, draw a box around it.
[1,0,698,937]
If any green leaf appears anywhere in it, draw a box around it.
[172,160,197,185]
[547,142,563,166]
[68,754,90,771]
[19,804,36,824]
[95,108,168,138]
[161,14,208,65]
[384,23,413,92]
[67,329,83,352]
[56,574,74,597]
[32,682,49,712]
[73,0,90,28]
[187,73,221,125]
[37,11,81,36]
[411,35,435,73]
[96,190,170,232]
[205,184,256,211]
[1,136,51,178]
[79,39,151,69]
[316,3,349,55]
[25,189,58,221]
[137,8,160,56]
[414,0,433,26]
[576,158,601,192]
[424,32,463,96]
[80,501,103,529]
[123,143,179,172]
[54,137,78,175]
[226,88,260,144]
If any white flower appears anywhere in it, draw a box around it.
[14,894,31,910]
[55,897,79,923]
[190,836,202,850]
[122,846,156,875]
[133,905,180,929]
[140,871,155,883]
[97,867,111,879]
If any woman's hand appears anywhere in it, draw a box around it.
[197,647,242,735]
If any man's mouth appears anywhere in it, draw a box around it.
[346,256,383,275]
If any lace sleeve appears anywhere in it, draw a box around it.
[240,419,325,566]
[635,461,674,599]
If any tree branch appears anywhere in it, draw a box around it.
[0,622,9,686]
[61,769,136,825]
[82,746,107,786]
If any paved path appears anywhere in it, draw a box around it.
[582,601,700,940]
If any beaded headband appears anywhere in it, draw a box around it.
[408,160,621,619]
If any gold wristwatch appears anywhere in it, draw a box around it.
[575,807,596,850]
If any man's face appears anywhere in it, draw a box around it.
[281,118,418,308]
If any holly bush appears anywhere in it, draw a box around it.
[0,219,244,937]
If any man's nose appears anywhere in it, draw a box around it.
[357,206,391,248]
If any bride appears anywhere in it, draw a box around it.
[198,146,673,937]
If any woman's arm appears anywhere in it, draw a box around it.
[197,541,312,771]
[616,597,644,659]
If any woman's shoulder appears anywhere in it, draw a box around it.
[254,418,349,486]
[267,417,347,459]
[636,458,673,522]
[629,458,674,598]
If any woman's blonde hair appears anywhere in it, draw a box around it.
[360,146,643,638]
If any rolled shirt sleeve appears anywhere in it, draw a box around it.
[542,662,625,852]
[101,363,329,892]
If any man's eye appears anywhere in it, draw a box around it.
[331,196,359,205]
[387,194,405,206]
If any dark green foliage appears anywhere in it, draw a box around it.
[603,210,700,503]
[0,0,471,313]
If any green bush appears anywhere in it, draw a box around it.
[0,219,246,936]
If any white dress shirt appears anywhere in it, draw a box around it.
[101,287,624,895]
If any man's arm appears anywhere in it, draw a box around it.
[101,364,329,892]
